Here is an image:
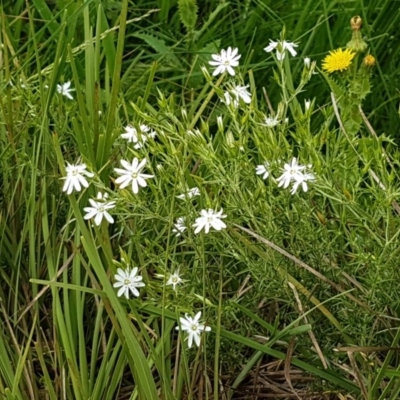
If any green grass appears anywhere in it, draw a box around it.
[1,0,400,399]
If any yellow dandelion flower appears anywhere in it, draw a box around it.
[363,54,376,67]
[322,48,355,73]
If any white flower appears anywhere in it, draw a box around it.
[57,81,74,100]
[177,187,200,200]
[113,267,145,299]
[193,209,227,234]
[62,162,94,195]
[304,57,311,69]
[121,126,138,142]
[256,162,270,179]
[172,217,187,236]
[209,47,241,76]
[222,85,251,107]
[166,271,183,290]
[83,192,116,226]
[114,158,154,194]
[264,40,298,61]
[221,91,238,108]
[276,158,306,189]
[264,40,279,53]
[304,99,311,112]
[264,116,280,127]
[232,85,252,103]
[175,312,211,348]
[290,172,316,194]
[121,124,156,149]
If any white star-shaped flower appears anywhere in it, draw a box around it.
[264,40,298,61]
[256,162,270,179]
[232,85,252,104]
[83,192,116,226]
[290,172,316,194]
[114,158,154,194]
[223,85,252,107]
[276,158,306,189]
[192,209,227,234]
[121,126,138,143]
[264,116,280,127]
[209,47,241,76]
[166,271,183,290]
[62,162,94,195]
[57,81,74,100]
[175,312,211,348]
[177,187,200,200]
[121,124,156,149]
[172,217,187,237]
[113,267,145,298]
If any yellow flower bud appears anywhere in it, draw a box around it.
[363,54,376,67]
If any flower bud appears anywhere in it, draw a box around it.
[217,115,224,132]
[226,131,235,148]
[181,108,188,121]
[350,16,362,31]
[363,54,376,67]
[347,16,368,52]
[201,65,212,82]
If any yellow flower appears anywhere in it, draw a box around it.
[322,48,355,73]
[363,54,376,67]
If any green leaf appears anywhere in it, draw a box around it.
[192,2,229,41]
[321,71,345,99]
[31,0,59,34]
[133,33,183,67]
[178,0,198,32]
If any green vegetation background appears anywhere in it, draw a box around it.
[1,0,400,399]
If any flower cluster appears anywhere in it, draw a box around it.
[257,158,316,194]
[112,265,210,348]
[59,36,323,352]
